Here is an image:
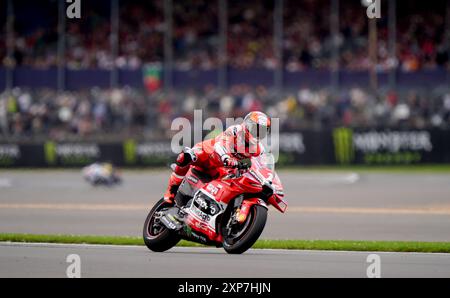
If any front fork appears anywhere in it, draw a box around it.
[235,198,268,224]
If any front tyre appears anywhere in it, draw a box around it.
[143,198,181,252]
[222,205,267,254]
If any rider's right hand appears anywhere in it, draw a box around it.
[222,155,239,168]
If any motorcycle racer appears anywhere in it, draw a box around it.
[163,111,271,203]
[82,162,122,186]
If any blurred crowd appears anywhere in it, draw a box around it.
[0,0,448,72]
[0,0,449,140]
[1,86,450,140]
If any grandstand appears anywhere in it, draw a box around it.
[0,0,449,141]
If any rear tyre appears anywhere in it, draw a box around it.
[143,198,181,252]
[222,205,267,254]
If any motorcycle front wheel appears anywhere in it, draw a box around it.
[143,198,181,252]
[222,205,267,254]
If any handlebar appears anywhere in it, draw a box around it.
[224,161,250,179]
[223,159,250,170]
[236,161,250,170]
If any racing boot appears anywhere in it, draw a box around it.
[163,172,184,204]
[163,147,198,204]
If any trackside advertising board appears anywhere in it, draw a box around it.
[0,129,449,167]
[332,129,446,165]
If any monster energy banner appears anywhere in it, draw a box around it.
[0,129,449,167]
[332,128,446,165]
[44,142,101,166]
[123,140,176,167]
[0,144,21,166]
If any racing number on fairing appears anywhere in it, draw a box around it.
[206,184,219,196]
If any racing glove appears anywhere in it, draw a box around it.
[221,154,239,168]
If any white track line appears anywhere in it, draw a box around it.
[289,173,360,185]
[1,242,449,256]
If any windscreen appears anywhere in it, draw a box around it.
[252,152,276,171]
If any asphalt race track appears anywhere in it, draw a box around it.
[1,242,450,278]
[1,169,450,241]
[1,169,450,278]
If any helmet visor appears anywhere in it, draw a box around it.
[246,122,269,140]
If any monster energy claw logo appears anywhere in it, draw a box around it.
[123,139,137,165]
[44,141,57,165]
[333,128,354,164]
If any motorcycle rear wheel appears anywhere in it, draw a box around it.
[222,205,267,254]
[143,198,181,252]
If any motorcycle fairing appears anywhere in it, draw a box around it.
[181,152,287,243]
[184,189,226,242]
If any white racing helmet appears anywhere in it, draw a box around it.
[243,111,271,141]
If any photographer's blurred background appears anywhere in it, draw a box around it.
[0,0,449,166]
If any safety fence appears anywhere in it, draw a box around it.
[1,67,449,91]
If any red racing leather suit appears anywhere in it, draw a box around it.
[163,124,263,202]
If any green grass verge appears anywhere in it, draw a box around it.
[0,233,203,248]
[1,233,450,253]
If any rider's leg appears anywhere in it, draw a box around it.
[163,147,198,203]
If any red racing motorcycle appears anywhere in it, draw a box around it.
[143,153,287,254]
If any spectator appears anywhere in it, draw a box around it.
[2,0,447,72]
